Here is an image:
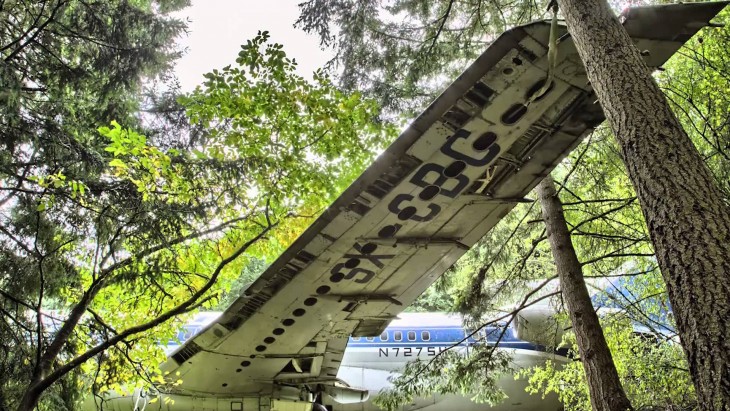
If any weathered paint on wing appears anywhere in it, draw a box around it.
[148,2,726,406]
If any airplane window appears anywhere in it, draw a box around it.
[351,336,360,341]
[394,331,403,341]
[380,332,388,341]
[407,331,416,341]
[421,331,430,341]
[366,336,375,341]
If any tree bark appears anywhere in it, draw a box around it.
[555,1,730,409]
[537,176,633,411]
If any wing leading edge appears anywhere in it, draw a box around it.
[160,2,726,399]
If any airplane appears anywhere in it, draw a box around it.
[82,3,726,411]
[154,311,570,411]
[150,273,666,411]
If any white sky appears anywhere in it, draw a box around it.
[173,1,333,91]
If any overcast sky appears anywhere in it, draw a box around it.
[173,1,333,91]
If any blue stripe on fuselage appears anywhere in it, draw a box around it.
[162,317,569,358]
[348,325,569,357]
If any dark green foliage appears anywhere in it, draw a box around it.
[297,0,549,115]
[407,275,455,312]
[1,1,188,408]
[1,4,391,410]
[214,258,268,310]
[520,317,695,410]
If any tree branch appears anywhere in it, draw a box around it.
[28,221,277,395]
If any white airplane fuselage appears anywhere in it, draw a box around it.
[331,313,567,411]
[160,312,568,411]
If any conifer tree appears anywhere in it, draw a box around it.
[1,3,390,409]
[555,0,730,407]
[538,175,633,411]
[299,0,730,410]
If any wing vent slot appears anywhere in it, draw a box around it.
[263,277,288,298]
[235,298,265,318]
[362,155,422,201]
[225,293,271,330]
[510,122,552,161]
[516,44,538,62]
[464,82,495,108]
[363,180,391,200]
[273,250,315,283]
[172,341,202,364]
[280,265,298,278]
[347,199,371,216]
[294,250,316,265]
[442,105,471,130]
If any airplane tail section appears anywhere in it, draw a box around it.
[515,305,565,348]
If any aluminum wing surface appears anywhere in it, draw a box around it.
[161,2,725,397]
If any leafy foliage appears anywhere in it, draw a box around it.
[213,257,268,310]
[375,345,511,410]
[179,31,390,213]
[661,8,730,200]
[1,1,189,408]
[520,317,695,410]
[297,0,549,115]
[1,10,391,408]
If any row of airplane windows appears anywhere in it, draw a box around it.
[170,325,508,345]
[351,330,431,342]
[349,326,518,344]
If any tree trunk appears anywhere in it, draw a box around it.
[16,386,42,411]
[537,176,633,411]
[555,1,730,409]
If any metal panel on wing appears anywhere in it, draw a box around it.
[156,2,726,400]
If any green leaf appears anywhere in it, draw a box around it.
[109,158,128,169]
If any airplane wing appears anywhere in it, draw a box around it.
[160,2,726,401]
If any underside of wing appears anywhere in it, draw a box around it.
[158,2,726,403]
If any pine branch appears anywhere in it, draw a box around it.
[580,252,655,267]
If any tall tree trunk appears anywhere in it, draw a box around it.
[15,278,107,411]
[555,1,730,409]
[537,176,633,411]
[16,387,42,411]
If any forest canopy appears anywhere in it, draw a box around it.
[0,2,391,409]
[1,0,729,410]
